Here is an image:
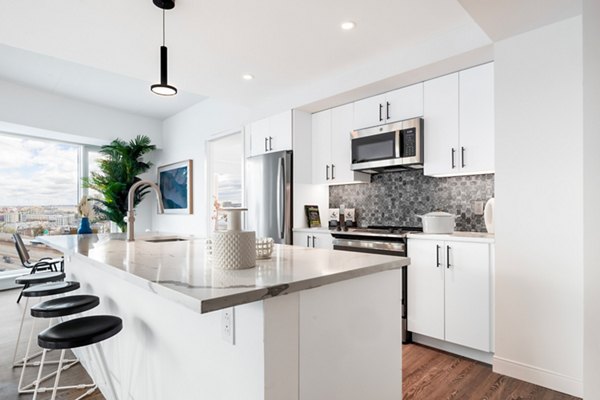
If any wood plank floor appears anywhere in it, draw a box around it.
[403,343,580,400]
[0,287,580,400]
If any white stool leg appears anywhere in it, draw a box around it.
[32,349,47,400]
[17,314,37,390]
[12,296,29,366]
[50,349,65,400]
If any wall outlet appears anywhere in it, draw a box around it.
[221,308,235,345]
[472,201,485,216]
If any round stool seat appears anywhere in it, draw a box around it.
[15,271,65,285]
[22,281,80,298]
[30,295,100,318]
[38,315,123,350]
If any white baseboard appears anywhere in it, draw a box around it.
[411,333,493,364]
[493,356,582,398]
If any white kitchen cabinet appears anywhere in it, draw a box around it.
[407,238,492,352]
[423,73,459,176]
[458,63,494,175]
[293,231,333,249]
[248,110,293,157]
[353,83,423,130]
[423,63,494,177]
[406,239,445,341]
[311,109,331,185]
[311,104,369,185]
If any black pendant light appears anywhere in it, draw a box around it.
[151,0,177,96]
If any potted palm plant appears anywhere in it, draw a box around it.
[83,135,157,232]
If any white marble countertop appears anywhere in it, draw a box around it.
[39,233,408,314]
[407,231,495,243]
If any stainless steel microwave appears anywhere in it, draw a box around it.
[350,117,423,173]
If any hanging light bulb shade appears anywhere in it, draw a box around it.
[151,1,177,96]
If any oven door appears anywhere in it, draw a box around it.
[351,121,403,171]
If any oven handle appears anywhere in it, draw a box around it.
[333,238,406,254]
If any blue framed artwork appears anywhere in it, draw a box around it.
[158,159,193,214]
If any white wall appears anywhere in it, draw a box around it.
[152,99,251,236]
[583,0,600,398]
[0,79,162,147]
[493,17,583,396]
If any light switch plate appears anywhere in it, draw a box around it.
[472,201,485,216]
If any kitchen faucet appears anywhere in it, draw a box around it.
[126,180,165,241]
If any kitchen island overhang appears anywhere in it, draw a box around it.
[40,233,408,400]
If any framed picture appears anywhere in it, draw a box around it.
[157,160,193,214]
[304,205,321,228]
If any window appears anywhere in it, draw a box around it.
[0,133,103,274]
[207,133,243,231]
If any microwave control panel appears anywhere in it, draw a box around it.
[401,128,417,157]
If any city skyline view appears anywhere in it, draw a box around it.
[0,134,79,207]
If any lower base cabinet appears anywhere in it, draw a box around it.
[293,232,333,249]
[407,238,492,352]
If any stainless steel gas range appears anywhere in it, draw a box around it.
[331,226,422,344]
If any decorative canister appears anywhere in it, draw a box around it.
[210,208,256,270]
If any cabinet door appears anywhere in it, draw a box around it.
[444,241,491,352]
[312,233,333,249]
[330,104,370,184]
[385,83,424,123]
[407,239,445,340]
[311,110,332,185]
[249,118,270,157]
[459,63,494,175]
[269,110,293,152]
[293,233,310,247]
[423,73,459,176]
[353,93,386,130]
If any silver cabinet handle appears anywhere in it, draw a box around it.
[264,137,268,152]
[386,101,390,120]
[436,245,441,267]
[312,236,316,248]
[269,136,273,151]
[306,235,310,247]
[326,165,330,180]
[451,148,456,169]
[446,245,451,268]
[331,164,335,180]
[461,146,465,168]
[379,103,383,121]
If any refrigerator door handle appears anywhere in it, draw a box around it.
[276,156,285,240]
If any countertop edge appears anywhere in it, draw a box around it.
[407,232,495,243]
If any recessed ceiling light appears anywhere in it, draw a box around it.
[242,74,254,80]
[341,21,356,30]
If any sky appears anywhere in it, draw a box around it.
[0,134,79,207]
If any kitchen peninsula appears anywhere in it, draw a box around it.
[40,233,407,400]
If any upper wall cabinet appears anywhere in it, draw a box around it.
[424,63,494,177]
[312,104,370,185]
[248,110,293,157]
[353,83,424,130]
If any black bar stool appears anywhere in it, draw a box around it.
[13,281,79,369]
[33,315,123,400]
[15,270,65,303]
[18,294,100,395]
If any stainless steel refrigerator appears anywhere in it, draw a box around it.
[245,150,292,244]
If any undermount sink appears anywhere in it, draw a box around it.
[144,238,189,243]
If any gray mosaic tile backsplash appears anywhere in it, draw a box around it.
[329,170,495,232]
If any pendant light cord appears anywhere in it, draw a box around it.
[162,9,166,46]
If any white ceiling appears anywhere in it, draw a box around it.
[0,0,581,119]
[0,44,206,120]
